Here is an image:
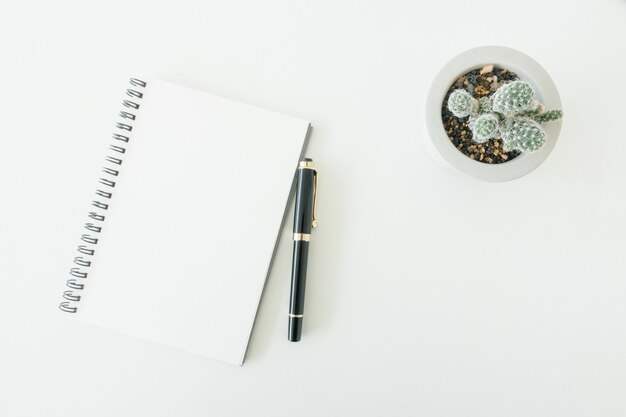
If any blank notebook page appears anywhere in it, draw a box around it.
[77,79,310,365]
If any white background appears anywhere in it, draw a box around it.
[2,1,626,416]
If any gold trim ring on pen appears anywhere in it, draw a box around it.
[293,233,311,241]
[289,313,304,318]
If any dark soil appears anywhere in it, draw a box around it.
[441,65,521,164]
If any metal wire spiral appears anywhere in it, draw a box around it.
[58,78,147,313]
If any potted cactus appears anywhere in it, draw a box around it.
[425,46,563,182]
[447,80,562,153]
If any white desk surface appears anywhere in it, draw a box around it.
[2,1,626,416]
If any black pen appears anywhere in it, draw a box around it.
[288,158,318,342]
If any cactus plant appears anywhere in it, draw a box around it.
[532,109,563,123]
[478,97,493,114]
[448,89,479,118]
[501,118,546,152]
[446,79,561,153]
[492,81,534,114]
[472,114,499,142]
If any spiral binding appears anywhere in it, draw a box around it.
[59,78,147,313]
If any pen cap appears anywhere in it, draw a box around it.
[293,160,316,234]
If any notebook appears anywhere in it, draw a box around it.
[59,77,312,365]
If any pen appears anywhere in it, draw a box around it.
[288,158,318,342]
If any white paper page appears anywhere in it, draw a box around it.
[77,78,310,365]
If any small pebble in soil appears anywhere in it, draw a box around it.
[479,64,494,75]
[441,64,521,164]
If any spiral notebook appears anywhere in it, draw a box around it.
[59,77,311,365]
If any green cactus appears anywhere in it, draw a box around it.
[492,81,535,114]
[517,106,543,118]
[478,97,493,115]
[532,109,563,123]
[501,118,546,152]
[447,89,478,118]
[446,75,562,154]
[472,114,499,142]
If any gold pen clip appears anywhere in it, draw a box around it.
[312,169,318,228]
[298,159,318,228]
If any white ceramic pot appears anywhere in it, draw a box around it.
[425,46,563,182]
